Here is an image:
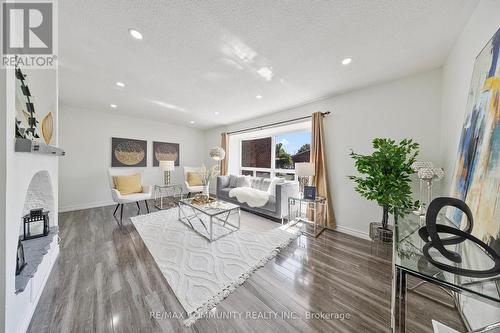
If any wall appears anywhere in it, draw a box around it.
[58,105,206,212]
[205,69,443,239]
[439,0,500,329]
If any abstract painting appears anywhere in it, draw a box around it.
[111,137,147,167]
[153,141,180,166]
[449,28,500,254]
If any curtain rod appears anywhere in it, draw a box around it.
[227,111,331,135]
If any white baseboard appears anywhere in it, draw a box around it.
[60,202,372,242]
[334,225,371,240]
[59,201,115,213]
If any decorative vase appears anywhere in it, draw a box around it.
[411,161,434,215]
[203,183,210,196]
[417,167,445,216]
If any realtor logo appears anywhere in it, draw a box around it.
[2,2,53,54]
[1,1,56,68]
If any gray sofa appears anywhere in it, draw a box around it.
[216,175,300,222]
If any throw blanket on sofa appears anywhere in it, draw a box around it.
[229,187,270,207]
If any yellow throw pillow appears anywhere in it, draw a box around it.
[187,172,203,186]
[113,174,143,195]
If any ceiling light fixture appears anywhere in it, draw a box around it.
[110,104,117,108]
[256,95,263,99]
[128,28,143,40]
[341,57,352,65]
[189,120,195,124]
[214,111,220,115]
[115,81,125,87]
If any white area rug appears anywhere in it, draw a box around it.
[131,208,300,326]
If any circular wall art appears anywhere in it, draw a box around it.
[111,138,147,167]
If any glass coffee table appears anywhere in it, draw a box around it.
[392,212,500,332]
[178,197,240,242]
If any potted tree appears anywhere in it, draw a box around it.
[349,138,419,241]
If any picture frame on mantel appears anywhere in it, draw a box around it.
[111,137,147,167]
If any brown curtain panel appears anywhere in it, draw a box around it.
[311,112,336,228]
[220,132,229,175]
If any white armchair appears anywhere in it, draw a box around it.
[183,166,204,197]
[108,169,153,223]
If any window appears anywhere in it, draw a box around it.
[240,130,311,179]
[275,132,311,169]
[241,170,254,176]
[241,137,272,168]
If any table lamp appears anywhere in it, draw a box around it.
[296,162,315,194]
[159,160,175,185]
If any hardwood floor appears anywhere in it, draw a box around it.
[27,202,466,332]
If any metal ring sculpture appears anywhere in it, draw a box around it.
[418,197,500,278]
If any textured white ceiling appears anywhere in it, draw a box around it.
[59,0,478,129]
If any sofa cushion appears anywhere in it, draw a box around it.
[187,172,203,186]
[251,177,271,191]
[236,175,251,188]
[229,175,238,188]
[268,177,285,196]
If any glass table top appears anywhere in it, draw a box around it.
[179,198,239,216]
[395,212,500,305]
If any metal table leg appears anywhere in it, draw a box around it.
[393,266,407,333]
[209,216,213,241]
[287,198,291,225]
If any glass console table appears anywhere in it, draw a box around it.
[153,184,183,210]
[287,196,327,238]
[392,213,500,332]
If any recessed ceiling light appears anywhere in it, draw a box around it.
[341,57,352,65]
[110,104,117,108]
[128,28,143,40]
[115,81,125,87]
[189,120,195,124]
[214,111,220,115]
[256,95,263,99]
